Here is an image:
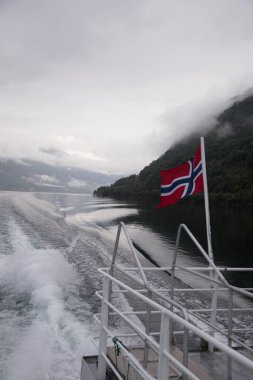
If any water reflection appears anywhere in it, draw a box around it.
[36,193,253,288]
[126,199,253,288]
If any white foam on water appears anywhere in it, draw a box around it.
[0,220,94,380]
[11,192,64,220]
[65,207,138,226]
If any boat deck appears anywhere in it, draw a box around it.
[107,345,215,379]
[82,345,253,380]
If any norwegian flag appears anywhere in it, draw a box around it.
[157,145,204,208]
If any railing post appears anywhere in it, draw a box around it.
[227,288,233,380]
[108,223,122,302]
[209,271,218,352]
[143,289,152,369]
[182,327,189,380]
[170,224,182,345]
[97,276,110,380]
[158,312,170,380]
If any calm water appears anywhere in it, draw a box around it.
[119,198,253,288]
[0,191,252,379]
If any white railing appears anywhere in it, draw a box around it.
[171,223,253,375]
[95,222,253,380]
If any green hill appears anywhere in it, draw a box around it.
[94,94,253,205]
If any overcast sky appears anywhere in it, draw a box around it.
[1,0,253,174]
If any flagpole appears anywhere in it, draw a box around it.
[201,136,217,352]
[200,136,213,261]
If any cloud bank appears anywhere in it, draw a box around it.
[1,0,253,174]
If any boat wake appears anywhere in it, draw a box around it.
[0,194,96,380]
[0,193,143,380]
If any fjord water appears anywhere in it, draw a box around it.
[0,191,252,380]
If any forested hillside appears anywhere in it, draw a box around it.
[94,94,253,205]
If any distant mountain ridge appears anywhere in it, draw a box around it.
[94,94,253,205]
[0,159,119,193]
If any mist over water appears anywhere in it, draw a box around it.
[0,191,252,379]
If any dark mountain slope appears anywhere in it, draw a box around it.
[94,94,253,205]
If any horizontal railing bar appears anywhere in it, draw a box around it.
[100,286,251,294]
[111,289,148,294]
[116,266,172,271]
[173,288,228,292]
[176,267,253,272]
[175,265,224,285]
[107,310,161,316]
[103,330,190,337]
[116,266,253,272]
[97,288,148,295]
[171,287,253,292]
[94,330,199,339]
[188,307,253,312]
[202,326,253,334]
[217,268,253,272]
[93,332,162,339]
[232,328,253,332]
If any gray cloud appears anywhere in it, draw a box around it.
[147,92,234,154]
[0,0,253,174]
[39,147,67,157]
[216,122,234,139]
